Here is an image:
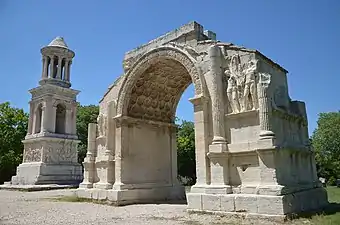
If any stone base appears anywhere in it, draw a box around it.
[10,162,83,185]
[186,187,328,217]
[77,185,186,205]
[0,183,77,191]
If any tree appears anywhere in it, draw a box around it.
[76,104,99,164]
[311,112,340,185]
[176,119,196,185]
[0,102,28,184]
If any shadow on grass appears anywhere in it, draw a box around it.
[288,202,340,220]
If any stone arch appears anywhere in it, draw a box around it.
[112,46,209,202]
[117,46,205,119]
[55,103,66,134]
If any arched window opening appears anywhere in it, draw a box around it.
[55,104,66,134]
[34,104,43,134]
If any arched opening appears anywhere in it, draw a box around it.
[34,104,43,134]
[121,57,192,189]
[127,59,192,123]
[124,58,192,187]
[175,84,196,186]
[55,104,66,134]
[114,47,207,202]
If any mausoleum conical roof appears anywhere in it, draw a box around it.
[48,36,68,48]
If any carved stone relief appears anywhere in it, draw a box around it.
[225,54,259,113]
[43,140,77,163]
[116,47,203,117]
[126,59,192,123]
[97,114,107,137]
[23,143,42,162]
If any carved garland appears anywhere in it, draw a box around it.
[116,46,204,116]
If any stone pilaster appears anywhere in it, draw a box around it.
[50,105,57,133]
[170,125,179,185]
[93,101,116,190]
[41,105,47,133]
[189,95,210,192]
[72,104,77,135]
[112,115,129,190]
[257,73,275,139]
[27,102,34,135]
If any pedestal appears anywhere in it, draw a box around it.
[9,136,82,186]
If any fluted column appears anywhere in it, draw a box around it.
[204,46,231,194]
[49,57,55,78]
[257,73,275,139]
[206,45,227,144]
[56,57,63,79]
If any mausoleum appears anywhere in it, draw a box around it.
[8,37,82,186]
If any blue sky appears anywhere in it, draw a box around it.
[0,0,339,135]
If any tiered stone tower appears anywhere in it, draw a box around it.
[10,37,82,185]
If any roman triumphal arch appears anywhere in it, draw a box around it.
[78,21,328,218]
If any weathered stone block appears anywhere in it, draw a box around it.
[202,194,221,211]
[186,193,202,210]
[235,195,258,213]
[77,189,92,199]
[220,195,235,212]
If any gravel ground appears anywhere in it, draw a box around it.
[0,189,253,225]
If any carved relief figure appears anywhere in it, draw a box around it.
[227,75,240,113]
[97,114,107,137]
[243,60,258,110]
[23,143,42,162]
[225,54,259,113]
